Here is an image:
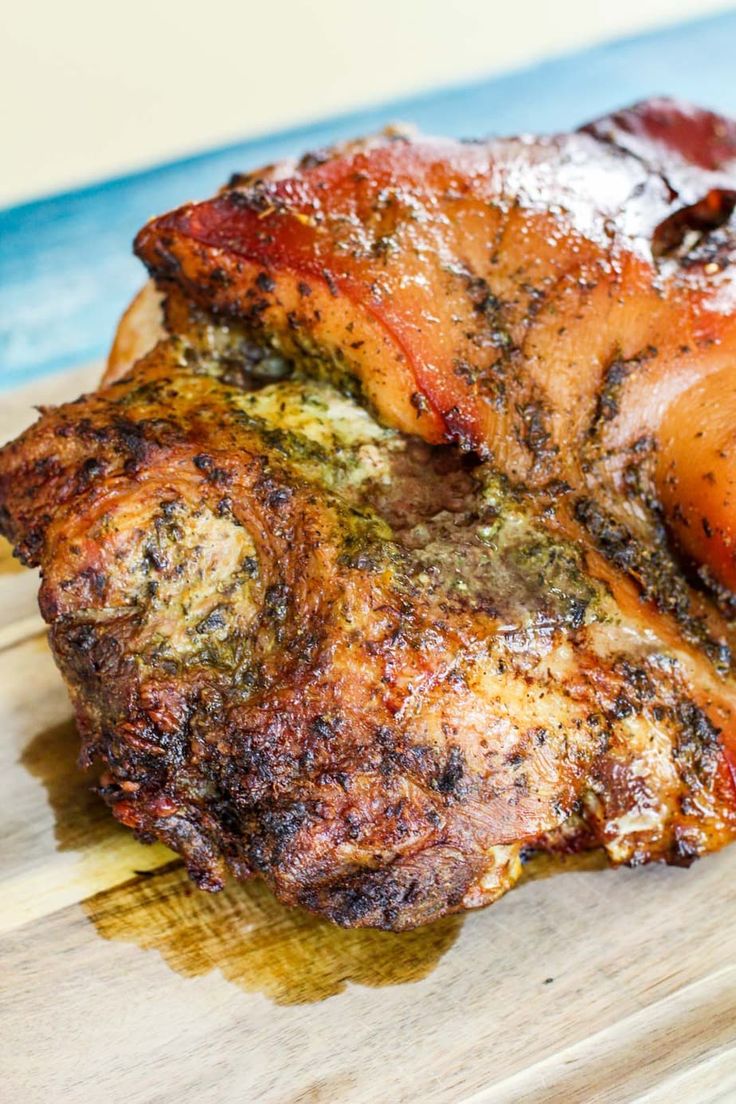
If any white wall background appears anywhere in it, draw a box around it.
[2,0,730,205]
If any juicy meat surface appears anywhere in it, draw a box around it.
[3,98,736,929]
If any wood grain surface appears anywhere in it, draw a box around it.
[2,368,736,1104]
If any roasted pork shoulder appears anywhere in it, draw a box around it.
[3,98,736,929]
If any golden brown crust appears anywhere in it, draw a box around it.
[2,99,736,928]
[2,332,736,927]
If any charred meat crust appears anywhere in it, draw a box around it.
[2,331,736,928]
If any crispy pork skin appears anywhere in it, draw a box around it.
[133,98,736,593]
[3,99,736,928]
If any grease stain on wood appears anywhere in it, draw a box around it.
[22,718,463,1005]
[520,848,609,882]
[21,719,112,853]
[85,864,463,1006]
[0,536,24,575]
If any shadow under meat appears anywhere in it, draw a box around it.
[21,719,113,853]
[22,720,464,1005]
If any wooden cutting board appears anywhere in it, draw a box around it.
[2,368,736,1104]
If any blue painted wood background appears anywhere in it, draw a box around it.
[3,9,736,390]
